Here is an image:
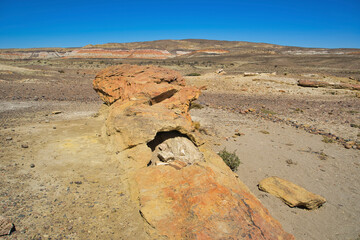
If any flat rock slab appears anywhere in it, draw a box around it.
[0,216,15,236]
[258,176,326,210]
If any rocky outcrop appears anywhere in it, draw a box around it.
[0,51,61,60]
[0,48,228,60]
[0,49,174,60]
[64,49,173,59]
[258,176,326,210]
[94,65,294,239]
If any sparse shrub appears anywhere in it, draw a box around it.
[189,102,204,110]
[318,152,328,160]
[186,73,201,76]
[322,136,334,143]
[348,110,359,114]
[193,121,201,130]
[218,148,241,172]
[260,109,277,115]
[293,108,303,113]
[58,70,65,73]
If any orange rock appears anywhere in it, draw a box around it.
[93,64,294,239]
[93,64,186,105]
[258,177,326,210]
[136,164,294,240]
[298,79,329,88]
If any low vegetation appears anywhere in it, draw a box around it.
[322,136,335,143]
[189,102,204,110]
[260,109,277,115]
[218,148,241,172]
[260,130,270,134]
[186,73,201,76]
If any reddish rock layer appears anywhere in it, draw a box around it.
[65,49,173,59]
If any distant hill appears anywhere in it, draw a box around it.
[82,39,283,51]
[0,39,359,60]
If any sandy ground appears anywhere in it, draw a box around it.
[191,107,360,240]
[0,103,149,239]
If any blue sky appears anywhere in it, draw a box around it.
[0,0,359,48]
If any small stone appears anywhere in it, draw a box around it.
[74,181,82,185]
[0,216,15,236]
[53,126,56,129]
[45,120,50,123]
[285,159,297,165]
[52,111,62,115]
[30,164,35,168]
[5,137,12,141]
[21,144,28,148]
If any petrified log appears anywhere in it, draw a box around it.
[258,176,326,210]
[298,79,360,90]
[94,65,294,239]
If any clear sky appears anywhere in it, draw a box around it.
[0,0,359,49]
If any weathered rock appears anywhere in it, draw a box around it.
[215,68,225,74]
[244,72,259,77]
[148,131,204,166]
[136,162,294,240]
[93,64,186,105]
[298,79,329,88]
[94,65,294,239]
[0,216,15,236]
[258,176,326,210]
[298,79,360,90]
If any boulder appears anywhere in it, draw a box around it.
[258,176,326,210]
[94,65,294,239]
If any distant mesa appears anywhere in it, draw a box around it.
[64,49,173,59]
[0,39,357,60]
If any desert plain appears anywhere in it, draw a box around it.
[0,39,359,239]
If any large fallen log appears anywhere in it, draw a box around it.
[298,79,360,90]
[94,64,294,239]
